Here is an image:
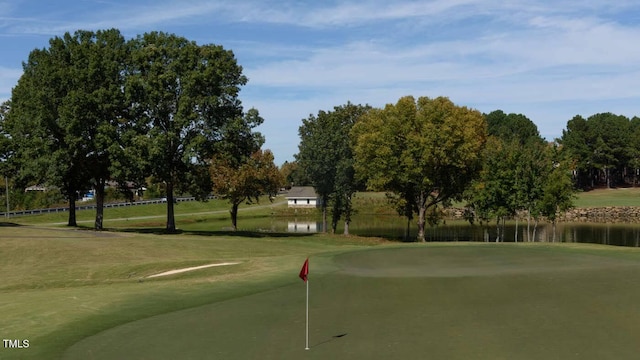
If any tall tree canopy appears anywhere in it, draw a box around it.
[560,113,633,189]
[485,110,542,145]
[296,102,370,234]
[127,32,248,232]
[279,160,310,188]
[211,149,282,231]
[467,111,548,241]
[5,29,131,228]
[352,96,487,241]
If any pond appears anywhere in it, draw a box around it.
[273,216,640,247]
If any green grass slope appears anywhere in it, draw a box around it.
[63,244,640,360]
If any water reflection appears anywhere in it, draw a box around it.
[287,221,322,233]
[282,215,640,247]
[421,222,640,247]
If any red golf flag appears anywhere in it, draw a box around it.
[299,258,309,282]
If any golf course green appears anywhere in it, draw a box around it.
[61,244,640,360]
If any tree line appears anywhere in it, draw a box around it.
[561,113,640,189]
[292,99,636,242]
[0,29,280,232]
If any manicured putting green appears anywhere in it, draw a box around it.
[63,244,640,359]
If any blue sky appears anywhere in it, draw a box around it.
[2,0,640,164]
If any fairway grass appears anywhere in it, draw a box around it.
[573,187,640,207]
[0,225,382,359]
[57,244,640,360]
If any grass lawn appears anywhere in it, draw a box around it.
[61,244,640,360]
[3,191,640,359]
[573,187,640,207]
[3,219,640,359]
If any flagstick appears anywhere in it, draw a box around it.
[305,279,309,350]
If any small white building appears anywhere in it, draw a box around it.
[286,186,321,208]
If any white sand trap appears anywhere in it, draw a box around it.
[147,262,240,278]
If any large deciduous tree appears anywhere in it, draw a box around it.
[539,145,576,241]
[7,29,141,230]
[127,32,247,232]
[211,149,282,231]
[296,103,369,234]
[466,110,547,242]
[6,29,132,228]
[485,110,542,145]
[279,160,310,188]
[63,29,132,230]
[352,96,487,241]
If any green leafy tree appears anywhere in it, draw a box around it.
[539,146,576,241]
[629,117,640,186]
[279,161,311,188]
[465,138,519,241]
[589,113,631,188]
[516,140,550,241]
[297,102,370,234]
[6,29,139,230]
[468,111,547,241]
[352,96,487,241]
[7,32,98,226]
[211,149,282,230]
[127,32,247,232]
[561,113,632,189]
[62,29,132,230]
[485,110,542,145]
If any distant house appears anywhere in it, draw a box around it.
[286,186,320,208]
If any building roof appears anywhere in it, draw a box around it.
[285,186,318,199]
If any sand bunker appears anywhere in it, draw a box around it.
[147,262,240,278]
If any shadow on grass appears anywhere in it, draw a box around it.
[313,333,348,348]
[115,228,316,238]
[0,222,22,227]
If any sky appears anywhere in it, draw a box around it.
[2,0,640,165]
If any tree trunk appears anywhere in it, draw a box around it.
[331,219,337,234]
[94,179,106,231]
[321,198,328,233]
[515,216,519,243]
[166,181,176,233]
[527,210,531,242]
[417,205,426,242]
[343,194,352,236]
[231,202,239,231]
[405,216,411,241]
[67,191,77,227]
[552,221,557,242]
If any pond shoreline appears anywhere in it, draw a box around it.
[445,206,640,224]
